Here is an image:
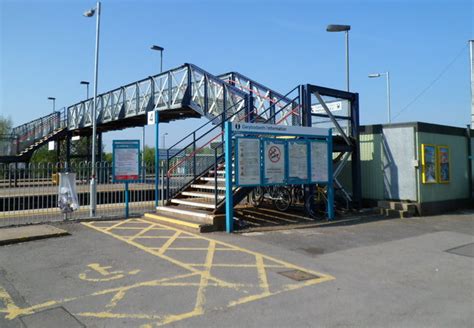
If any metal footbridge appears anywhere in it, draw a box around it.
[0,63,361,227]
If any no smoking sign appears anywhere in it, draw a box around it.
[268,146,281,163]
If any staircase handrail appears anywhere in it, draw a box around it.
[166,97,247,172]
[219,71,292,104]
[167,85,300,175]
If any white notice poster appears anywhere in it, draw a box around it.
[236,138,261,185]
[310,141,328,182]
[263,141,286,184]
[288,141,308,181]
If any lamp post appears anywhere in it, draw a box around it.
[151,45,164,73]
[80,81,90,99]
[47,97,56,113]
[369,72,392,123]
[161,132,168,149]
[326,24,351,91]
[83,1,101,217]
[151,45,164,207]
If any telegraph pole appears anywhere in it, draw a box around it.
[469,40,473,128]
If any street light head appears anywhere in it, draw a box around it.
[80,81,90,85]
[368,73,381,78]
[326,24,351,32]
[151,45,164,52]
[47,97,56,100]
[83,8,95,17]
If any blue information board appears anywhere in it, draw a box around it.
[112,140,141,183]
[225,122,334,233]
[287,140,310,185]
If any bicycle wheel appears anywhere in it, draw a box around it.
[273,187,291,212]
[292,186,305,205]
[250,187,264,207]
[304,189,327,219]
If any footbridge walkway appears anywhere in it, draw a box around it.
[0,63,361,229]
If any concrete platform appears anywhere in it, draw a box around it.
[0,225,69,246]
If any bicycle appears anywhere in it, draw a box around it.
[250,185,292,211]
[304,184,328,220]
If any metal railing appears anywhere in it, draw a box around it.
[219,71,302,126]
[164,86,302,207]
[0,161,160,227]
[66,63,248,130]
[0,109,67,157]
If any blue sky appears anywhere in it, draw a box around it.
[1,0,473,150]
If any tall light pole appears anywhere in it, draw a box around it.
[80,81,90,99]
[369,72,392,123]
[84,1,101,217]
[151,45,164,73]
[469,40,473,128]
[47,97,56,113]
[148,45,164,155]
[161,132,168,149]
[151,45,164,208]
[327,24,351,92]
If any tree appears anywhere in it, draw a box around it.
[30,145,58,164]
[0,115,12,135]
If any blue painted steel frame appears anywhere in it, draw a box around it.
[112,139,141,183]
[155,110,160,208]
[224,122,233,233]
[112,139,141,219]
[225,123,334,233]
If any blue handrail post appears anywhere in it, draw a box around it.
[224,121,233,233]
[327,128,334,220]
[125,182,129,219]
[155,110,160,208]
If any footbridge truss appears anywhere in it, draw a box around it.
[0,63,360,208]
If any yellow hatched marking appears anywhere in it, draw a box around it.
[127,224,157,242]
[105,221,129,231]
[1,218,334,327]
[157,231,181,255]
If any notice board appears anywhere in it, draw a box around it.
[310,141,328,183]
[235,137,261,186]
[263,140,286,185]
[113,140,140,182]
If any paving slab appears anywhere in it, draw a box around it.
[0,225,69,246]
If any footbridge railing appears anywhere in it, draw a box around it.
[0,109,66,157]
[164,85,302,204]
[66,64,249,130]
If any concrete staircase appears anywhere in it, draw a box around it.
[144,164,228,232]
[377,200,418,219]
[17,128,66,157]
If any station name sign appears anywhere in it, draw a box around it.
[232,123,328,137]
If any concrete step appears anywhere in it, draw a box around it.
[171,197,217,210]
[144,213,214,233]
[181,191,225,200]
[379,208,414,219]
[377,201,418,215]
[200,177,226,182]
[145,205,225,232]
[190,184,226,191]
[208,170,226,175]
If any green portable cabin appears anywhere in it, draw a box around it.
[339,122,473,215]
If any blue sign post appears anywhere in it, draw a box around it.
[113,140,141,219]
[224,122,234,233]
[225,122,334,233]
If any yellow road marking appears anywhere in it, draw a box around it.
[157,231,181,255]
[145,213,201,229]
[1,218,334,327]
